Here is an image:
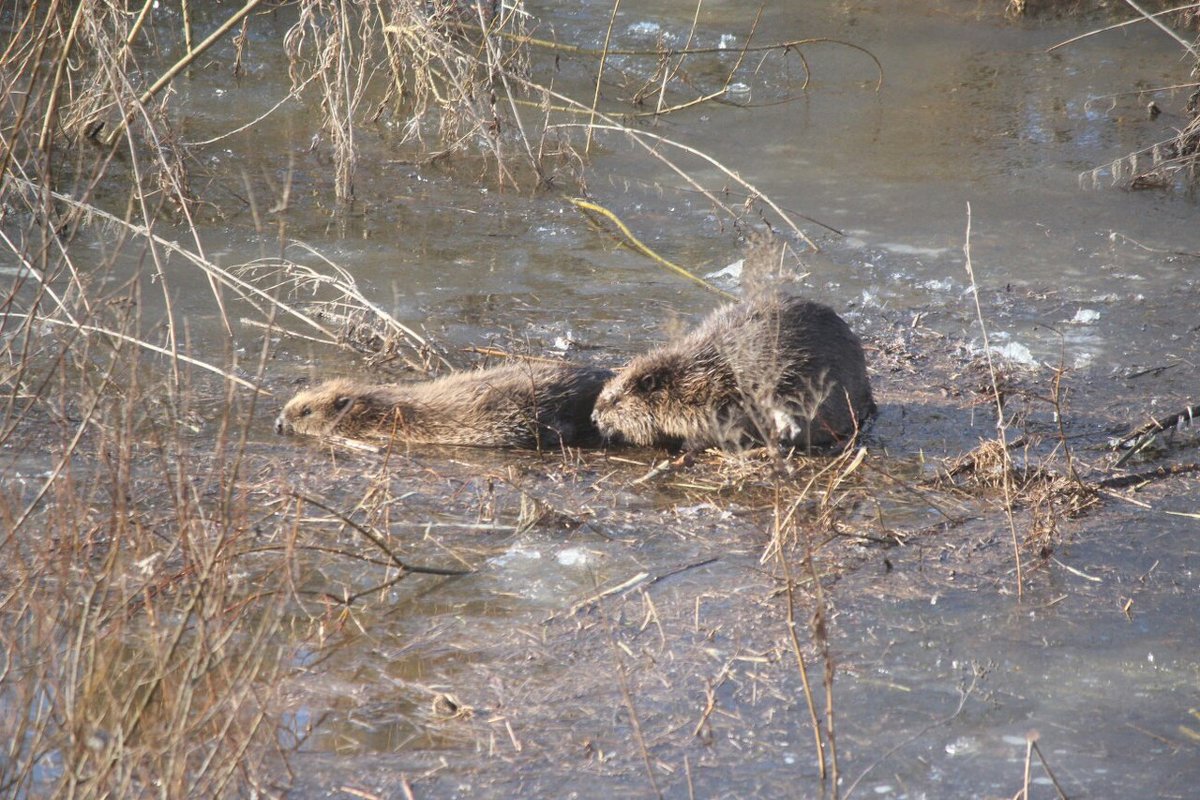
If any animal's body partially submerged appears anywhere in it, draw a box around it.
[592,292,875,451]
[276,363,613,449]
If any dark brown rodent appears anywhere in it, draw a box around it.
[276,363,613,449]
[591,292,875,451]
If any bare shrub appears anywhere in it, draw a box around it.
[0,308,295,798]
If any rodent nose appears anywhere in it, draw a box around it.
[274,415,286,435]
[591,405,609,426]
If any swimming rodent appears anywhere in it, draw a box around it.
[591,292,874,451]
[276,363,613,449]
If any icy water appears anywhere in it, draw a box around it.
[10,1,1200,798]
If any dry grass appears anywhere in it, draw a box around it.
[0,308,294,796]
[1008,0,1200,27]
[5,3,1180,796]
[9,1,878,228]
[1041,1,1200,190]
[233,249,455,374]
[1086,110,1200,191]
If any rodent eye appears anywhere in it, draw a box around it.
[298,405,311,418]
[635,372,661,394]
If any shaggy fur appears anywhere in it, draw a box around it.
[277,363,613,449]
[592,292,875,451]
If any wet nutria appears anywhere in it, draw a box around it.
[592,292,875,451]
[276,363,613,449]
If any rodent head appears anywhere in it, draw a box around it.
[592,353,700,447]
[275,380,395,438]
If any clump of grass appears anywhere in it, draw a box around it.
[0,302,298,797]
[234,249,455,374]
[8,1,878,229]
[1088,106,1200,191]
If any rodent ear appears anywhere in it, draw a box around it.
[332,395,353,413]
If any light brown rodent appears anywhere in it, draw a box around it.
[591,292,875,451]
[276,363,613,449]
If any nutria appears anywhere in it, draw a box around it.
[592,292,875,451]
[276,363,613,449]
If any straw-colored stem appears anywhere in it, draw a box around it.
[104,0,267,146]
[587,0,621,155]
[37,1,85,152]
[962,201,1023,599]
[567,197,737,299]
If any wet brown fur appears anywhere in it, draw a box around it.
[592,292,875,451]
[276,363,613,449]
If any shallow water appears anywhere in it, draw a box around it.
[197,0,1200,381]
[8,0,1200,798]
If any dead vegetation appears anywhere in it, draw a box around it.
[0,3,880,790]
[1008,0,1200,28]
[2,2,1197,798]
[1032,1,1200,191]
[0,318,292,796]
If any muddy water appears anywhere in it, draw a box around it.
[28,0,1200,797]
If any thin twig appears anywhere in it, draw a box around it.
[104,0,268,145]
[1114,402,1200,448]
[1031,739,1071,800]
[489,31,884,90]
[1047,2,1200,52]
[569,572,651,615]
[962,201,1023,600]
[609,629,663,800]
[6,314,266,394]
[844,665,986,798]
[587,0,621,155]
[1098,462,1200,488]
[1120,0,1200,59]
[557,123,822,249]
[290,491,472,577]
[6,180,341,343]
[773,485,829,782]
